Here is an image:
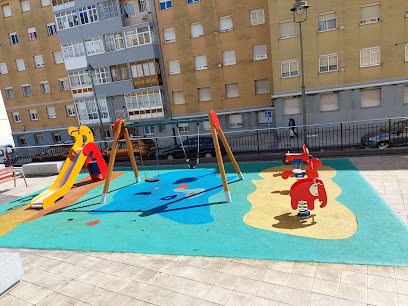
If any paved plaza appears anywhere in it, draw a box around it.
[1,155,408,305]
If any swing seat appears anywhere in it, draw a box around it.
[145,177,161,183]
[187,159,199,169]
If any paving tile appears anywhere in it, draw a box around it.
[394,267,408,280]
[100,293,133,305]
[86,287,116,305]
[269,261,295,273]
[0,294,34,306]
[264,269,291,286]
[177,265,222,285]
[157,261,185,276]
[8,281,43,301]
[251,296,280,306]
[367,288,398,306]
[48,262,88,279]
[99,275,133,292]
[341,270,368,287]
[307,292,338,305]
[36,291,82,306]
[397,279,408,295]
[242,265,269,281]
[398,293,408,305]
[293,263,318,278]
[311,278,339,297]
[367,274,397,293]
[225,291,255,306]
[56,279,96,302]
[340,264,367,273]
[257,282,285,302]
[338,283,367,304]
[234,277,262,295]
[204,286,233,304]
[213,273,241,290]
[315,266,342,282]
[287,274,314,291]
[222,262,250,277]
[126,282,161,303]
[281,287,310,306]
[132,268,160,283]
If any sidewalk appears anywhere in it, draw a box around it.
[1,155,408,305]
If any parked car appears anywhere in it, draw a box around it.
[0,145,17,165]
[361,121,408,149]
[31,144,73,162]
[102,138,156,161]
[159,137,226,160]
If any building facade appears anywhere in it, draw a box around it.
[153,0,274,134]
[269,0,408,127]
[0,0,78,146]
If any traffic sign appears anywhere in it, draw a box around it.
[265,111,272,118]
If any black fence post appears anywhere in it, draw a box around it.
[389,118,391,145]
[256,130,260,154]
[341,123,343,151]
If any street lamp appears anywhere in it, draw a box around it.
[87,64,106,143]
[291,0,309,146]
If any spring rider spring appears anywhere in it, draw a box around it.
[281,144,327,217]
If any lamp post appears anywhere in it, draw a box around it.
[291,0,309,146]
[87,64,106,143]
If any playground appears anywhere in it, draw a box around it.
[1,110,408,267]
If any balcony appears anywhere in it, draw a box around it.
[120,0,153,27]
[125,90,165,120]
[52,0,75,12]
[130,59,162,89]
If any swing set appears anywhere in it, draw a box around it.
[100,110,244,204]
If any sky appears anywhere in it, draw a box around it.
[0,92,14,146]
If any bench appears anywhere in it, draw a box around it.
[22,161,64,177]
[0,253,24,296]
[0,166,27,187]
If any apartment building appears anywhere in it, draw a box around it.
[52,0,165,140]
[154,0,273,134]
[0,0,77,146]
[269,0,408,127]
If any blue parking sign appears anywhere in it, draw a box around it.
[265,111,272,118]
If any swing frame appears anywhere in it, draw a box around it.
[100,110,244,204]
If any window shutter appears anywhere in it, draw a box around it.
[360,50,370,67]
[173,91,185,105]
[361,89,380,108]
[279,20,296,38]
[168,60,180,74]
[47,107,57,118]
[163,28,176,43]
[195,55,207,70]
[255,79,270,94]
[253,44,267,60]
[21,0,31,12]
[283,98,301,115]
[16,59,25,71]
[361,4,381,22]
[3,5,12,17]
[223,50,236,66]
[320,93,339,112]
[0,63,8,74]
[229,114,243,128]
[318,12,336,22]
[226,83,239,98]
[34,55,44,67]
[257,111,269,124]
[198,87,211,102]
[191,23,204,38]
[404,86,408,104]
[203,121,211,130]
[54,51,63,64]
[219,16,233,32]
[41,0,51,6]
[371,48,380,65]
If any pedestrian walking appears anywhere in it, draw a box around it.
[288,117,298,138]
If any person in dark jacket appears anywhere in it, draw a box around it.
[288,117,298,138]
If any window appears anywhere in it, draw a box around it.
[319,54,338,73]
[279,20,296,39]
[34,55,44,68]
[47,107,57,118]
[219,16,233,32]
[68,71,92,92]
[40,81,51,94]
[66,105,76,116]
[2,4,12,18]
[85,37,104,56]
[258,111,271,125]
[404,86,408,104]
[53,51,64,64]
[27,27,37,41]
[22,84,32,96]
[47,23,57,36]
[198,87,211,102]
[21,0,31,12]
[29,109,38,120]
[16,59,26,71]
[195,55,207,70]
[318,12,336,32]
[125,27,152,47]
[223,50,236,66]
[173,91,185,105]
[253,44,267,61]
[320,93,339,112]
[226,83,239,98]
[125,91,164,120]
[159,0,171,10]
[13,112,21,122]
[104,33,125,52]
[120,2,135,18]
[53,132,62,143]
[406,44,408,62]
[55,10,79,30]
[35,134,43,145]
[360,47,380,67]
[281,60,299,78]
[93,67,110,85]
[5,88,14,99]
[191,23,204,38]
[110,64,130,81]
[163,28,176,43]
[41,0,51,7]
[144,126,154,135]
[203,121,211,130]
[250,9,265,26]
[360,3,381,25]
[168,60,181,74]
[283,97,300,115]
[18,136,26,145]
[75,98,109,123]
[59,78,70,91]
[104,128,111,138]
[139,0,147,12]
[188,0,200,3]
[78,5,98,25]
[255,79,270,95]
[229,114,243,128]
[130,59,161,88]
[98,0,119,20]
[9,33,18,45]
[0,63,8,74]
[361,89,380,108]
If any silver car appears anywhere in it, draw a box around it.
[361,121,408,149]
